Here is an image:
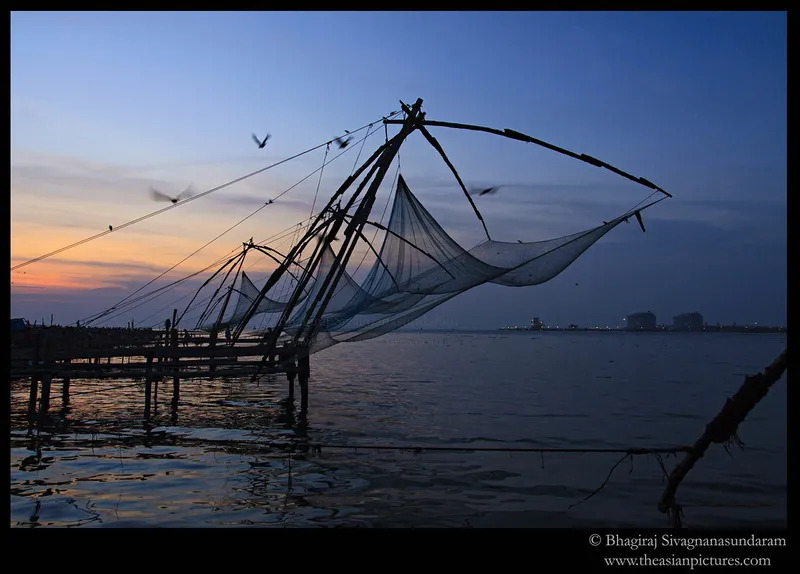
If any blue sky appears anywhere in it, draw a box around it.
[10,11,787,328]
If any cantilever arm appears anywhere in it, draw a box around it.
[384,118,672,198]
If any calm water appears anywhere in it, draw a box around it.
[9,331,787,528]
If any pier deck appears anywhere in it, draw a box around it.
[11,327,311,422]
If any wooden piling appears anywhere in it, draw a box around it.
[27,376,39,419]
[298,350,310,410]
[285,346,297,401]
[28,333,41,418]
[208,330,218,373]
[144,352,154,420]
[171,325,180,402]
[40,373,52,414]
[38,334,55,414]
[62,360,71,405]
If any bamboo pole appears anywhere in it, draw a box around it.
[384,118,671,198]
[231,133,395,344]
[297,98,424,346]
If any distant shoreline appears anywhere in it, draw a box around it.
[497,326,785,334]
[395,327,787,334]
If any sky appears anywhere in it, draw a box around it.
[10,11,787,330]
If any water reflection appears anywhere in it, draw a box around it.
[9,332,787,528]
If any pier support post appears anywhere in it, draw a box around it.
[209,330,218,373]
[284,345,297,402]
[144,352,154,420]
[27,377,39,420]
[40,373,52,414]
[298,348,310,411]
[171,327,180,403]
[28,333,42,419]
[39,336,54,415]
[62,361,71,405]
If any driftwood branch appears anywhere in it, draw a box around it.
[658,348,787,526]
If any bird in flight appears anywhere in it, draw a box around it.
[334,135,352,149]
[252,133,271,148]
[470,186,501,196]
[150,184,196,204]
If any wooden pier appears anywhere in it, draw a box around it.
[12,325,311,423]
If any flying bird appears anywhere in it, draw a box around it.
[150,184,196,204]
[334,136,352,149]
[252,133,271,148]
[470,186,501,196]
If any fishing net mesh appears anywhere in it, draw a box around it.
[206,175,638,355]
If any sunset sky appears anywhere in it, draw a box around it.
[10,11,787,329]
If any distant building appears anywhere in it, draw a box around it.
[673,312,703,331]
[626,311,656,330]
[530,317,543,330]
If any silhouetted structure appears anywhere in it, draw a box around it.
[673,312,703,331]
[530,317,543,330]
[626,311,657,330]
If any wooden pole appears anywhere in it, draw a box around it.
[144,352,154,420]
[171,318,180,404]
[62,360,71,405]
[28,332,41,419]
[40,373,52,414]
[208,329,218,373]
[383,117,672,198]
[286,351,297,402]
[298,98,423,346]
[39,333,54,414]
[231,134,394,344]
[298,349,310,410]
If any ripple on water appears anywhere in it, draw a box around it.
[9,332,786,528]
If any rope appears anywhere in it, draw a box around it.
[85,205,277,326]
[299,444,693,455]
[11,110,403,272]
[84,125,384,327]
[352,123,373,175]
[309,144,330,220]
